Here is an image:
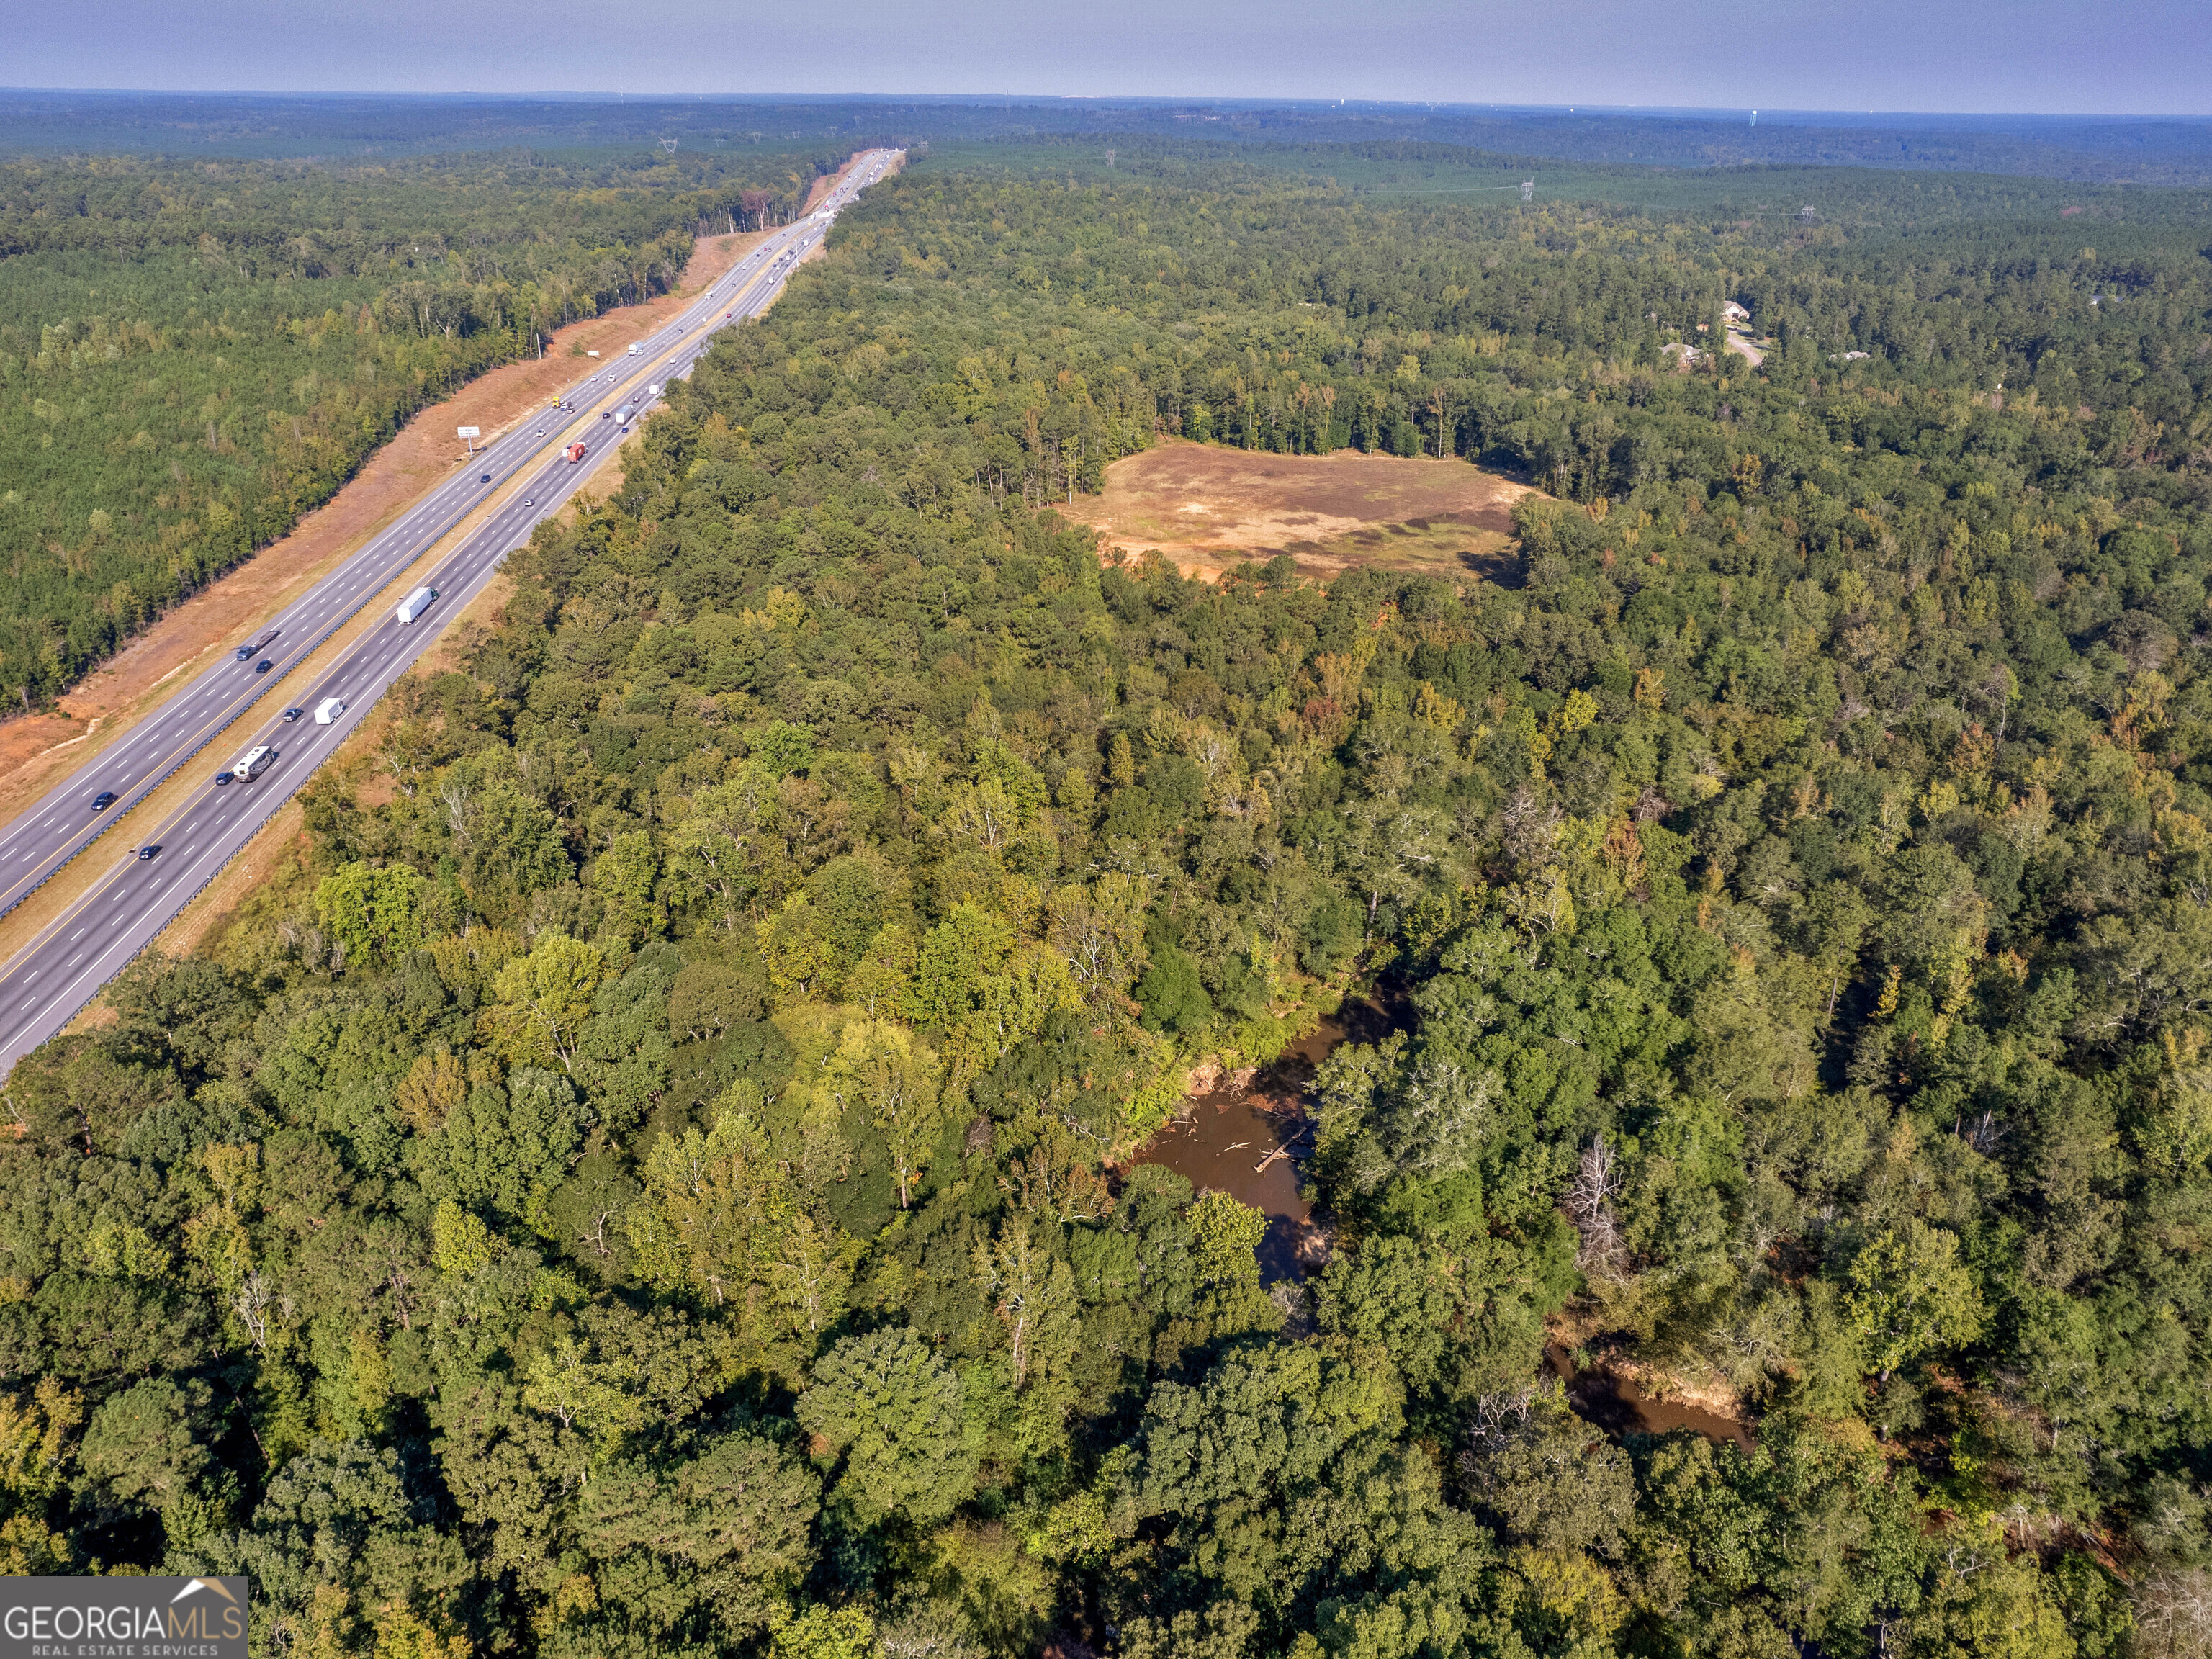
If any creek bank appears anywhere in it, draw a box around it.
[1546,1343,1753,1450]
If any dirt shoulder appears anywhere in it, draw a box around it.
[0,221,783,826]
[1067,440,1536,585]
[37,150,884,994]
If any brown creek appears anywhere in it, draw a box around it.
[1133,999,1399,1284]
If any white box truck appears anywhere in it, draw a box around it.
[315,696,347,725]
[233,745,274,781]
[396,586,439,624]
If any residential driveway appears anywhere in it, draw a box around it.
[1725,328,1766,367]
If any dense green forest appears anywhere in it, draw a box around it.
[4,140,2212,1659]
[0,145,842,707]
[6,91,2210,186]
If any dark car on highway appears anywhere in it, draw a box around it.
[256,659,273,674]
[235,644,254,661]
[136,845,161,860]
[282,708,304,723]
[480,473,492,484]
[91,791,116,811]
[214,771,234,786]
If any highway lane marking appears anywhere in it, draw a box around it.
[0,174,878,1028]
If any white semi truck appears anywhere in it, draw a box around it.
[396,586,439,624]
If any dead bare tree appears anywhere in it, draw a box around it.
[2131,1565,2212,1659]
[1462,1387,1537,1459]
[229,1271,290,1351]
[1568,1136,1626,1280]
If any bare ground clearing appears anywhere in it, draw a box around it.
[1068,441,1536,584]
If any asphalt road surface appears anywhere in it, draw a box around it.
[0,150,899,1080]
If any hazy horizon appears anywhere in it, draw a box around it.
[8,0,2207,117]
[5,91,2210,122]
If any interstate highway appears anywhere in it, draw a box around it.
[0,149,897,1079]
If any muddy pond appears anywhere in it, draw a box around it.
[1133,998,1398,1283]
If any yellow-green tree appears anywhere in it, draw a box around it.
[824,1019,945,1209]
[485,934,606,1073]
[1847,1218,1986,1382]
[313,860,427,966]
[626,1111,793,1330]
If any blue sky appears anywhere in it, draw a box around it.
[10,0,2206,114]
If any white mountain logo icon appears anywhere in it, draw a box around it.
[168,1581,240,1606]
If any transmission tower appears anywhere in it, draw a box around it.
[1520,180,1534,202]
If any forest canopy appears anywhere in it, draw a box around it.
[3,138,2211,1659]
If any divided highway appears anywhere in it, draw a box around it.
[0,150,899,1080]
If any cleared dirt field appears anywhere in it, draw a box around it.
[1069,441,1534,584]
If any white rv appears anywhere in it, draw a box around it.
[233,745,275,781]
